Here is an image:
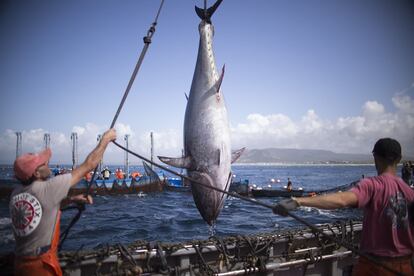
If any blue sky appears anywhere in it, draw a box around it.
[1,0,413,164]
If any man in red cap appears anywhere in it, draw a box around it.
[274,138,414,276]
[9,128,116,276]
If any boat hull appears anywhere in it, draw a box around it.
[165,178,191,192]
[50,220,360,275]
[0,178,165,199]
[251,188,305,198]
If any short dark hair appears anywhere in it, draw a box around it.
[372,138,402,163]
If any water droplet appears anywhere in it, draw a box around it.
[208,222,216,237]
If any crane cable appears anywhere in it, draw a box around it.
[59,0,165,251]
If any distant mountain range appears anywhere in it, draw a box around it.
[236,148,373,164]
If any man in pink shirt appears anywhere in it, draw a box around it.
[274,138,414,276]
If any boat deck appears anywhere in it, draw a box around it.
[56,220,361,276]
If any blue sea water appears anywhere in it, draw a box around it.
[0,164,378,254]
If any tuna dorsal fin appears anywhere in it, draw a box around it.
[231,147,246,164]
[195,0,223,23]
[216,64,225,95]
[158,155,192,169]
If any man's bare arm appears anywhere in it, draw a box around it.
[295,191,358,209]
[70,129,117,186]
[60,194,94,208]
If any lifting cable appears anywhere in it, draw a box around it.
[59,0,165,251]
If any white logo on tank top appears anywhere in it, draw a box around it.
[10,192,43,237]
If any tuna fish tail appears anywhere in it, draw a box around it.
[195,0,223,23]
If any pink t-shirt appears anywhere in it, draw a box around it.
[350,173,414,257]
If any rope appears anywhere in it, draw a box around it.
[193,243,216,275]
[59,203,85,251]
[313,180,359,195]
[109,0,164,129]
[59,0,165,250]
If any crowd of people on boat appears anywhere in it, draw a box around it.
[51,163,146,183]
[82,167,143,182]
[51,165,69,176]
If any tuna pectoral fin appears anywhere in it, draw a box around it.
[158,155,192,169]
[231,147,246,164]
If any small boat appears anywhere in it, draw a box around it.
[229,179,250,196]
[251,187,306,198]
[0,162,165,199]
[165,177,191,192]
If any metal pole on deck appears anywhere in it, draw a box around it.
[181,148,185,175]
[44,133,50,149]
[150,132,154,170]
[70,132,78,170]
[97,134,103,173]
[181,148,185,185]
[15,132,22,159]
[124,134,130,177]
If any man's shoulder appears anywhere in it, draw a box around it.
[47,173,72,185]
[10,181,46,202]
[358,176,376,186]
[11,180,41,194]
[365,173,398,183]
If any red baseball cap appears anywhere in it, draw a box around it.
[14,148,52,182]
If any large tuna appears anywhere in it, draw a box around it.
[159,0,244,225]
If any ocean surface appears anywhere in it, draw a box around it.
[0,164,379,254]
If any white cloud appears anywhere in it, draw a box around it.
[231,113,298,149]
[301,109,323,133]
[1,92,413,164]
[392,94,414,115]
[231,92,414,157]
